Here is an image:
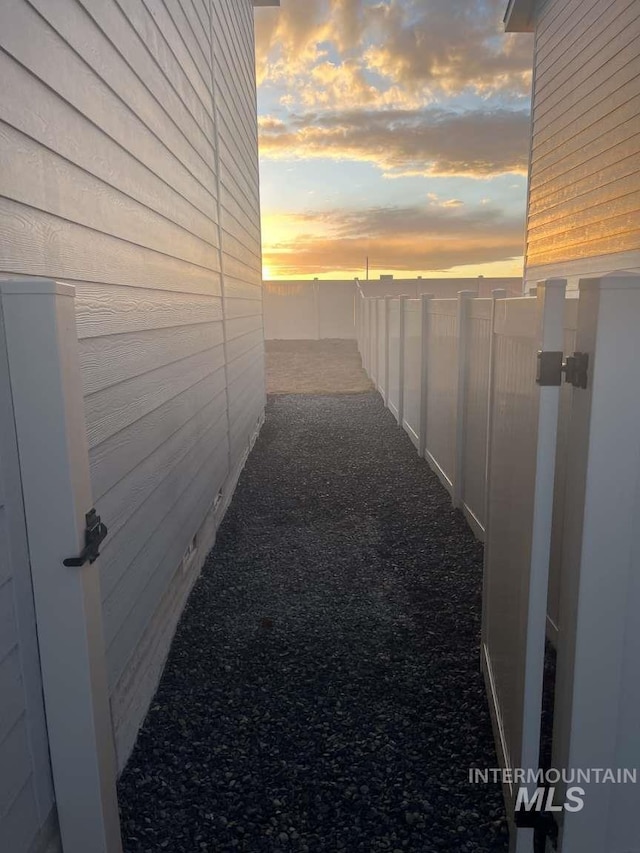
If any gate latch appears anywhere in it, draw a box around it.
[63,509,108,567]
[536,350,589,389]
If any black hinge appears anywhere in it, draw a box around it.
[63,509,108,567]
[515,809,558,852]
[536,350,589,389]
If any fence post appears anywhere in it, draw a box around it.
[452,290,475,509]
[313,279,321,340]
[360,297,366,369]
[354,285,360,354]
[0,281,122,853]
[364,296,371,379]
[480,288,507,660]
[398,295,407,425]
[371,296,380,382]
[384,295,392,407]
[418,294,433,458]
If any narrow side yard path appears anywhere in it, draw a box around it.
[266,340,372,395]
[118,393,507,853]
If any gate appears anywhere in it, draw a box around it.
[481,281,566,852]
[0,292,57,852]
[0,281,121,853]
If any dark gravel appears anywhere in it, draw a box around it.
[118,393,508,853]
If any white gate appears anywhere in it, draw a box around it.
[0,281,122,853]
[481,281,566,852]
[550,275,640,853]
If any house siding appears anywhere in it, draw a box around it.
[525,0,640,287]
[0,0,265,768]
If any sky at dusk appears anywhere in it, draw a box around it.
[253,0,534,280]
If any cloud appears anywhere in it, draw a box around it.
[259,107,531,177]
[361,0,533,97]
[255,0,533,101]
[262,202,525,275]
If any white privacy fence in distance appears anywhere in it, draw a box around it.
[263,281,356,340]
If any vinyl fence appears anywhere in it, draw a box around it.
[355,275,640,853]
[263,281,356,340]
[356,288,498,536]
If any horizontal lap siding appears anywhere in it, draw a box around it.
[0,0,265,767]
[212,0,265,479]
[526,0,640,269]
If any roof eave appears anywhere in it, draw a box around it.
[504,0,536,32]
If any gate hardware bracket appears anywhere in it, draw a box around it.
[63,509,108,567]
[515,808,558,853]
[536,350,589,389]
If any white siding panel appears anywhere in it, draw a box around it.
[526,0,640,271]
[90,372,226,500]
[113,0,214,132]
[106,436,229,690]
[78,321,224,395]
[27,0,217,192]
[0,123,220,270]
[101,414,229,649]
[84,345,226,449]
[98,391,228,604]
[0,0,265,770]
[0,52,217,246]
[0,198,222,296]
[0,0,216,219]
[75,285,223,338]
[77,0,216,165]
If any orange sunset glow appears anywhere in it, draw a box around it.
[254,0,534,280]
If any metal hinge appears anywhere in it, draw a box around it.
[536,350,589,389]
[63,509,108,567]
[515,809,558,852]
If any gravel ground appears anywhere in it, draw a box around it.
[266,340,372,395]
[118,393,508,853]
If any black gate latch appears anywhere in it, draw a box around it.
[536,350,589,389]
[63,509,108,567]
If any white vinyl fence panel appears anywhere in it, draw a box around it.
[483,296,539,781]
[263,282,317,340]
[461,298,492,533]
[264,282,356,340]
[402,299,421,449]
[387,299,401,420]
[424,299,458,493]
[318,284,356,339]
[376,298,387,398]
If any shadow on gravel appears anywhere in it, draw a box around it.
[118,393,508,853]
